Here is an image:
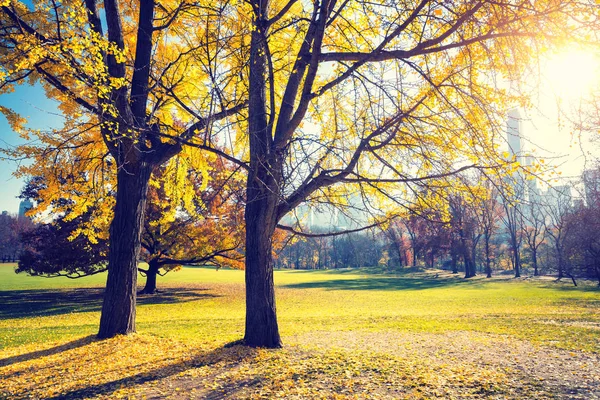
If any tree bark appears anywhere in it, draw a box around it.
[412,248,417,267]
[141,258,160,294]
[244,198,282,348]
[98,162,153,339]
[243,2,282,348]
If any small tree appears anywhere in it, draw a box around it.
[499,175,525,278]
[382,220,410,268]
[543,185,573,281]
[449,195,479,278]
[478,183,502,278]
[18,212,108,277]
[522,197,546,276]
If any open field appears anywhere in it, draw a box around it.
[1,264,599,399]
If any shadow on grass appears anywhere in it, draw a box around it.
[281,273,499,291]
[283,277,445,291]
[0,287,219,319]
[43,343,260,400]
[543,279,600,293]
[0,335,98,367]
[282,268,600,292]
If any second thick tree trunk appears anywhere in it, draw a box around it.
[98,162,153,339]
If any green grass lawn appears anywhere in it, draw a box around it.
[1,264,599,399]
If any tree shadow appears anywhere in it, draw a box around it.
[138,288,220,305]
[0,287,219,319]
[542,280,600,293]
[0,288,105,318]
[281,275,489,291]
[0,335,98,367]
[42,343,261,400]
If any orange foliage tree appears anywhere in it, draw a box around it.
[0,0,246,338]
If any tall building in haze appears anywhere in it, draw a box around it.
[18,199,33,218]
[506,108,524,163]
[505,108,526,201]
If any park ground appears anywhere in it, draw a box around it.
[0,265,599,399]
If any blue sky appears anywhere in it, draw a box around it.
[0,84,63,214]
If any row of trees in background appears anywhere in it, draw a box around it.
[9,163,600,288]
[276,168,600,286]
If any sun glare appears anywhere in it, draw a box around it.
[544,49,600,100]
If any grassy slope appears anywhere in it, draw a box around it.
[1,264,599,399]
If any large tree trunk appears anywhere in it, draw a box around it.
[140,258,160,294]
[98,162,153,339]
[244,196,282,348]
[243,5,282,348]
[510,233,521,278]
[471,242,478,275]
[532,250,538,276]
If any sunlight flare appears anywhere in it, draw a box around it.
[544,49,600,100]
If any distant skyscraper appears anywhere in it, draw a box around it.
[505,109,526,201]
[506,108,524,163]
[546,185,572,213]
[18,199,33,218]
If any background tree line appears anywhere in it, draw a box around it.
[275,166,600,286]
